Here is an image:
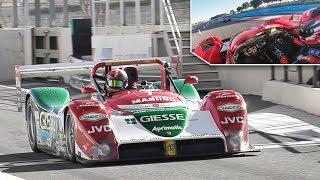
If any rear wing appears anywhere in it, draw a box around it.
[15,57,180,112]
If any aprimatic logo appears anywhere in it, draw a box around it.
[80,113,107,121]
[217,104,244,112]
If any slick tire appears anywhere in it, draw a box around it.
[66,110,77,162]
[26,98,41,153]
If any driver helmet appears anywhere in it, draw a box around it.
[107,68,128,93]
[299,7,320,45]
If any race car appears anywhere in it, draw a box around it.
[25,59,256,163]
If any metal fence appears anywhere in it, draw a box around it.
[92,0,190,27]
[271,66,320,88]
[0,0,90,27]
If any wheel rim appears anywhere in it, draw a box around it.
[66,112,75,157]
[27,101,35,147]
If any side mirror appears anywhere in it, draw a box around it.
[81,84,97,94]
[184,76,198,85]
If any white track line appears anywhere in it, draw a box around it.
[0,172,25,180]
[249,110,320,141]
[0,85,29,93]
[256,139,320,149]
[249,106,320,149]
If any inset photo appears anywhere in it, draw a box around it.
[191,0,320,64]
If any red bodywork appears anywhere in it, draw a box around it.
[194,36,224,64]
[226,18,298,64]
[66,60,251,162]
[69,89,186,161]
[201,90,249,152]
[68,100,119,160]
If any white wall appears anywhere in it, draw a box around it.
[0,28,32,81]
[262,81,320,116]
[217,66,315,96]
[0,27,72,82]
[92,34,152,61]
[59,28,73,63]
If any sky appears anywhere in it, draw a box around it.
[191,0,249,23]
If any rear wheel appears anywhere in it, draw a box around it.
[26,98,40,153]
[66,111,76,162]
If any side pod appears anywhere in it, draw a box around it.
[202,90,250,153]
[67,100,119,162]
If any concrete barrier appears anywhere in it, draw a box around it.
[0,28,32,81]
[217,66,314,96]
[262,80,320,116]
[0,27,71,82]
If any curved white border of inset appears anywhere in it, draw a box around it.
[0,172,25,180]
[189,0,312,66]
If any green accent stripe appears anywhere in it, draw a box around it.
[30,87,70,114]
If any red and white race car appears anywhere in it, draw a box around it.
[25,59,256,163]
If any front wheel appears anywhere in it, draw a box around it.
[26,98,40,153]
[65,110,76,162]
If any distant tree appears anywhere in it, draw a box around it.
[242,2,251,10]
[250,0,263,8]
[230,10,236,14]
[237,6,243,12]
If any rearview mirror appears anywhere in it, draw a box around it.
[81,84,97,94]
[184,76,198,85]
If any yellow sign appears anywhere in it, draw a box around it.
[164,140,177,156]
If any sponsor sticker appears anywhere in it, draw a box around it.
[217,104,244,112]
[125,118,137,124]
[131,96,175,104]
[221,117,245,124]
[80,113,107,121]
[87,125,111,134]
[34,110,53,131]
[139,114,185,122]
[152,125,183,132]
[77,102,101,109]
[215,92,238,99]
[130,108,187,137]
[164,140,177,156]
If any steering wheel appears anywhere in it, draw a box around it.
[90,62,110,97]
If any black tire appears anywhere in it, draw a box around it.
[65,110,76,162]
[26,98,41,153]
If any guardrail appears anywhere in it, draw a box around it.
[15,56,178,112]
[270,66,319,88]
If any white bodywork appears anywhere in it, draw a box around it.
[111,110,226,145]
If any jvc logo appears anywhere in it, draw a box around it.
[221,117,245,125]
[87,125,111,134]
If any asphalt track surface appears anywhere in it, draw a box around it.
[0,81,319,180]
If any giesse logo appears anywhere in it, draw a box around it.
[139,114,184,122]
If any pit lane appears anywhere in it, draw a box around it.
[0,82,319,180]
